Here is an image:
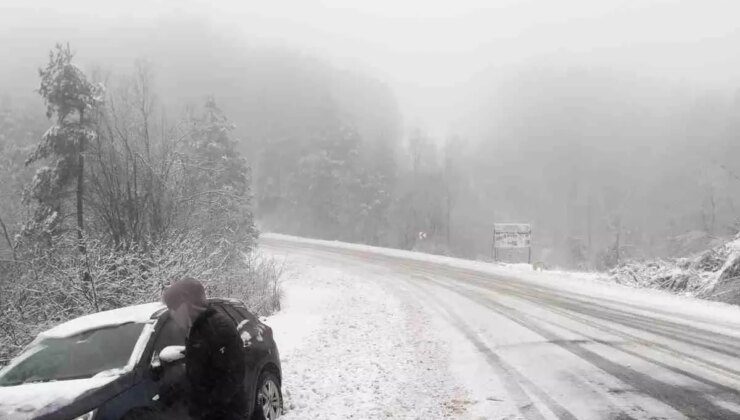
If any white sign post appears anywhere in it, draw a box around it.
[492,223,532,263]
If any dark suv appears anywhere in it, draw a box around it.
[0,299,282,420]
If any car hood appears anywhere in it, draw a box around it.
[0,375,118,419]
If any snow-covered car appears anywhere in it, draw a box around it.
[0,299,282,420]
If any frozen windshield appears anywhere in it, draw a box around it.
[0,322,145,386]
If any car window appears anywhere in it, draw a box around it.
[0,323,145,386]
[151,317,186,356]
[235,306,258,323]
[221,304,245,323]
[212,304,237,326]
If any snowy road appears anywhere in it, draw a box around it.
[260,234,740,419]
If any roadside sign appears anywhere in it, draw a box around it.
[493,223,532,262]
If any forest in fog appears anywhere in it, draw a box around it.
[2,17,740,273]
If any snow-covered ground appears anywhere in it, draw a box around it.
[263,251,473,418]
[261,233,740,419]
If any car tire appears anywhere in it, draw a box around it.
[252,370,282,420]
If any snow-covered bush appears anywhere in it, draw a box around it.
[0,233,282,366]
[609,236,740,302]
[710,256,740,303]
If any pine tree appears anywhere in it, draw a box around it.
[23,44,103,252]
[183,97,256,250]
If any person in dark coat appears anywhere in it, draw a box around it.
[163,278,248,420]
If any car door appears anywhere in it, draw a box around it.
[148,317,188,412]
[213,304,265,408]
[94,317,187,419]
[213,303,261,358]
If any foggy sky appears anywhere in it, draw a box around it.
[2,0,740,136]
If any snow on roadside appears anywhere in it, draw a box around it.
[262,233,740,335]
[262,249,469,419]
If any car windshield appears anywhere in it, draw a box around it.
[0,322,145,386]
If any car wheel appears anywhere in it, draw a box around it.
[253,371,282,420]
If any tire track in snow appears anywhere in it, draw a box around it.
[521,308,740,408]
[400,261,740,359]
[269,238,740,359]
[391,276,581,420]
[392,258,740,375]
[399,274,645,420]
[414,273,740,419]
[270,239,740,391]
[520,296,740,389]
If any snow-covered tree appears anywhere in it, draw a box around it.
[182,97,257,251]
[23,44,102,250]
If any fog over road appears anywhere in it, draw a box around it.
[262,235,740,419]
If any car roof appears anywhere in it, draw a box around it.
[207,297,246,307]
[39,302,166,339]
[38,298,248,339]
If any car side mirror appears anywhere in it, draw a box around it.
[159,345,186,364]
[150,345,185,381]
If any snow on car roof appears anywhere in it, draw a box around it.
[39,302,166,339]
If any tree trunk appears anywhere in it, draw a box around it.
[0,213,16,261]
[76,106,87,255]
[77,152,85,254]
[75,114,95,309]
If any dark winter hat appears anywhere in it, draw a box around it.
[163,277,207,309]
